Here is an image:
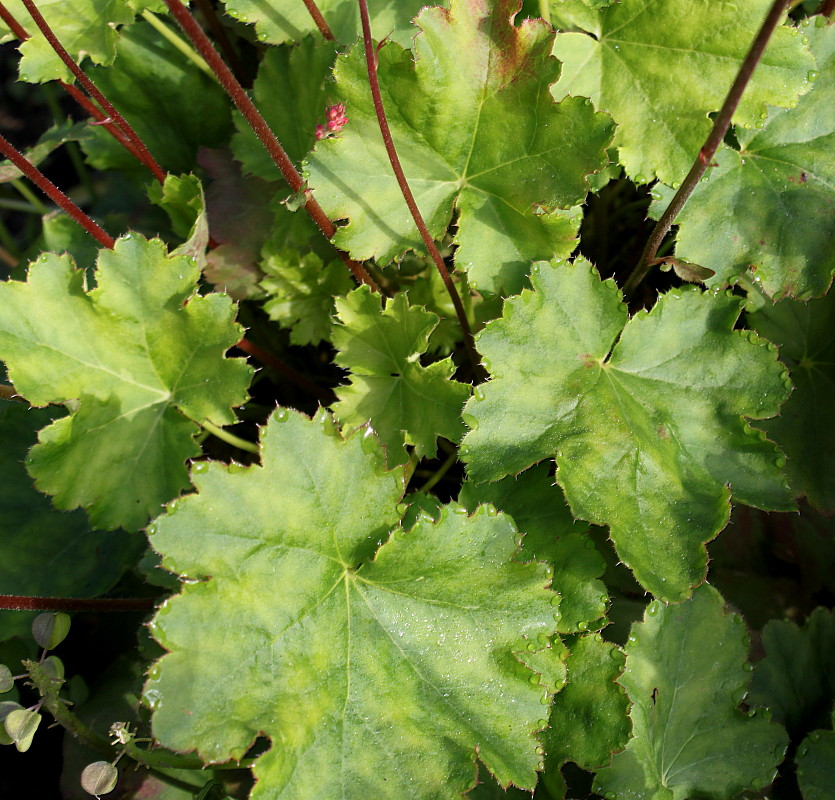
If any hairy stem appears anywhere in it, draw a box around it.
[193,0,251,87]
[356,0,484,380]
[0,595,155,611]
[623,0,790,298]
[300,0,336,40]
[161,0,380,292]
[21,0,167,184]
[0,133,115,248]
[199,419,259,454]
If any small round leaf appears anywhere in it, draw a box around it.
[0,701,24,745]
[80,761,119,797]
[0,665,14,693]
[32,612,71,650]
[4,708,41,752]
[42,655,65,682]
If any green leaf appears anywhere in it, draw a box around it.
[260,249,352,346]
[221,0,429,48]
[0,234,252,530]
[231,37,337,178]
[146,408,559,799]
[461,258,793,601]
[0,120,90,183]
[306,0,613,294]
[80,22,233,175]
[650,20,835,301]
[750,607,835,741]
[31,611,71,650]
[748,290,835,512]
[332,287,471,464]
[0,0,134,84]
[551,0,816,185]
[594,585,788,800]
[0,402,140,641]
[459,463,607,633]
[4,708,41,752]
[543,633,630,770]
[797,714,835,800]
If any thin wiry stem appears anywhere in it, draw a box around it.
[0,133,115,248]
[356,0,484,381]
[623,0,790,299]
[300,0,336,40]
[0,595,154,611]
[20,0,167,184]
[193,0,251,87]
[161,0,380,292]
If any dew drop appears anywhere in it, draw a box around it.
[807,71,819,82]
[671,181,681,190]
[19,74,29,81]
[775,455,787,469]
[473,386,485,402]
[274,408,289,421]
[537,718,548,728]
[535,745,545,756]
[645,602,658,616]
[747,331,759,344]
[192,461,209,474]
[167,500,179,513]
[527,641,537,651]
[529,674,540,685]
[634,174,647,184]
[146,523,157,536]
[462,412,479,430]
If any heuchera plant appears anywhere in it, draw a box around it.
[0,0,833,798]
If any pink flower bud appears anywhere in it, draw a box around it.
[315,124,328,141]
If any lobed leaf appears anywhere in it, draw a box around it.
[222,0,428,48]
[231,38,337,178]
[332,287,470,464]
[80,22,233,175]
[306,0,613,294]
[146,409,560,800]
[595,585,788,800]
[0,234,252,530]
[749,288,835,512]
[797,714,835,800]
[459,463,607,633]
[461,258,794,601]
[543,633,630,770]
[0,0,134,84]
[650,19,835,301]
[750,607,835,740]
[0,402,140,641]
[551,0,816,185]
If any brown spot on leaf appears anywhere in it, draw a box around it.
[657,424,669,439]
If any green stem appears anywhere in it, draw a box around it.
[26,660,255,775]
[10,178,48,215]
[419,449,458,493]
[141,10,217,82]
[0,215,21,259]
[538,0,552,25]
[200,419,259,454]
[0,197,41,214]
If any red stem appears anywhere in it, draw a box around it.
[0,2,155,171]
[0,0,27,39]
[235,338,335,404]
[300,0,336,40]
[21,0,167,185]
[356,0,483,380]
[0,595,155,612]
[193,0,251,87]
[0,132,115,248]
[624,0,790,297]
[160,0,379,292]
[822,0,835,17]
